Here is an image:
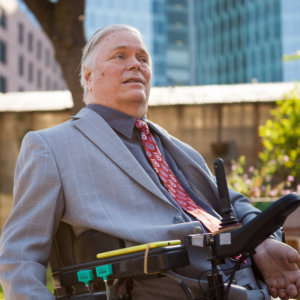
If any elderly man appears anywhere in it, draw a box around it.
[0,24,299,300]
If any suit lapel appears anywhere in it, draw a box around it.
[71,108,170,204]
[148,121,221,211]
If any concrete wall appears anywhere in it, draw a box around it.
[148,102,275,169]
[0,110,70,193]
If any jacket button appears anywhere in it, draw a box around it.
[173,216,184,224]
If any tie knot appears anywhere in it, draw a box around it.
[135,119,149,134]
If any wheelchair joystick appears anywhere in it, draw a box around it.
[214,158,239,229]
[206,158,239,300]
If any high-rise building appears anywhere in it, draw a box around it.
[194,0,300,85]
[152,0,167,86]
[165,0,191,86]
[87,0,300,86]
[0,0,67,93]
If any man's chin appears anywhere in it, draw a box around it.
[123,90,148,103]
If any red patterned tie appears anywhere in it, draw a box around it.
[135,120,221,233]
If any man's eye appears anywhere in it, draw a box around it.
[115,54,124,59]
[139,57,149,64]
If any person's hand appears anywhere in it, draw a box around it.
[253,238,300,300]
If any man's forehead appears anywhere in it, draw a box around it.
[111,44,149,55]
[102,30,148,51]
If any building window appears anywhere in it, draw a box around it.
[18,55,24,76]
[53,61,57,72]
[28,62,33,82]
[153,0,164,14]
[46,76,50,90]
[0,7,6,28]
[37,69,42,88]
[28,32,33,52]
[37,40,42,59]
[45,49,50,66]
[0,75,7,92]
[18,23,24,44]
[0,40,6,63]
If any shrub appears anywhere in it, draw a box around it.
[228,86,300,198]
[258,86,300,184]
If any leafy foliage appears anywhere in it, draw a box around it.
[227,86,300,198]
[259,86,300,182]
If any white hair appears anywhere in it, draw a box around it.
[80,24,144,98]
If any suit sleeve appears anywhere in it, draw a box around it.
[0,131,64,299]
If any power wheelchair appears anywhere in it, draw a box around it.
[50,159,300,300]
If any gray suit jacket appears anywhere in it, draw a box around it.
[0,107,262,299]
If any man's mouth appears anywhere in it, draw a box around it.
[123,78,145,85]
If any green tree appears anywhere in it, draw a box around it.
[283,50,300,62]
[258,86,300,184]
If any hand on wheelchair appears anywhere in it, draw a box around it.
[254,238,300,300]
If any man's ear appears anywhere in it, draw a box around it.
[83,67,93,92]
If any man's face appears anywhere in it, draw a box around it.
[84,30,152,118]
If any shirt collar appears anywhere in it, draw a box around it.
[86,104,139,139]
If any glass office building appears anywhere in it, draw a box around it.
[165,0,192,86]
[15,0,298,87]
[194,0,300,85]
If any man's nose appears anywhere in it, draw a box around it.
[127,56,141,70]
